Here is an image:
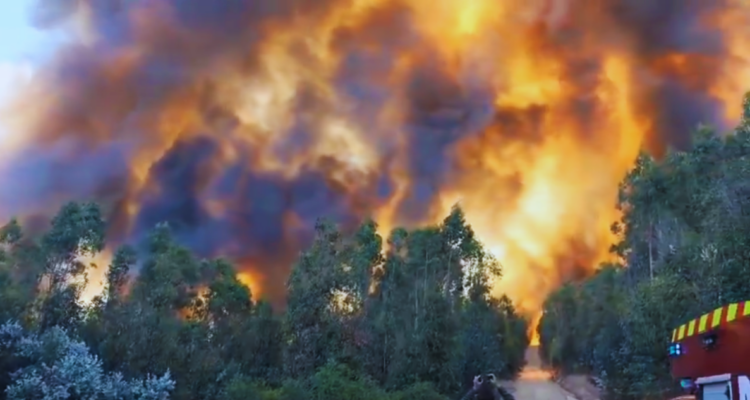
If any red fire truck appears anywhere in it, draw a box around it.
[669,301,750,400]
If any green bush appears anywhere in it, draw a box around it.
[220,376,264,400]
[276,379,310,400]
[306,363,387,400]
[389,382,449,400]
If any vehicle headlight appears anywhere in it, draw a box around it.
[679,378,694,389]
[701,333,717,349]
[669,343,684,357]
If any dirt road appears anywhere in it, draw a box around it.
[509,347,579,400]
[513,375,577,400]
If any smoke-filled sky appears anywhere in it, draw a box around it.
[1,0,750,320]
[0,1,38,133]
[0,0,68,159]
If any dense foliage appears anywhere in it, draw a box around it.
[538,95,750,399]
[0,202,528,399]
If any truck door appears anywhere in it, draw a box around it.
[702,381,732,400]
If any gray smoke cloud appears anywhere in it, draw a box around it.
[0,0,739,306]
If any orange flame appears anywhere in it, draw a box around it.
[237,270,264,300]
[0,0,749,335]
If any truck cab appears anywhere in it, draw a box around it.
[669,302,750,400]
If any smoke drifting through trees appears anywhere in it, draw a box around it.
[0,0,748,309]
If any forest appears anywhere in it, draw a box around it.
[3,96,750,400]
[538,95,750,399]
[0,200,528,399]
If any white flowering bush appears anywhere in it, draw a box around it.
[0,321,174,400]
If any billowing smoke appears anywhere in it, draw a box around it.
[0,0,748,311]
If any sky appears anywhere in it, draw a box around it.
[0,1,42,96]
[0,0,64,145]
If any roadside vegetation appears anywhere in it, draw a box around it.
[539,95,750,399]
[0,201,528,399]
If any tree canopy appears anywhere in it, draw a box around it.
[0,202,529,400]
[538,94,750,399]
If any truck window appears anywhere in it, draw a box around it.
[701,381,731,400]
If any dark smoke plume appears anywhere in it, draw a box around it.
[0,0,742,307]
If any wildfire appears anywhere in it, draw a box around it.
[1,0,750,340]
[237,271,264,300]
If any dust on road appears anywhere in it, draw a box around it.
[513,376,577,400]
[510,347,579,400]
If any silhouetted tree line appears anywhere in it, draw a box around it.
[538,94,750,400]
[0,200,528,400]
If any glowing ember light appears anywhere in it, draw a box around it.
[1,0,749,340]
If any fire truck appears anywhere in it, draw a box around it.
[669,301,750,400]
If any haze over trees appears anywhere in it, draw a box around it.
[538,94,750,399]
[0,200,528,399]
[6,79,747,400]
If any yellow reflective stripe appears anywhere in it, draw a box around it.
[712,307,724,328]
[728,303,739,322]
[699,313,710,332]
[673,303,749,343]
[687,320,696,336]
[677,324,686,340]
